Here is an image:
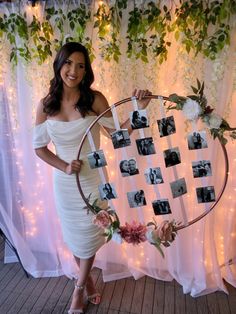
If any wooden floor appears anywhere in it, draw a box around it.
[0,237,236,314]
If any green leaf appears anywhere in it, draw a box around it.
[153,243,165,258]
[191,86,198,94]
[187,95,199,101]
[197,79,201,90]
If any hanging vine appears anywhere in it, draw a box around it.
[0,0,235,65]
[94,0,127,62]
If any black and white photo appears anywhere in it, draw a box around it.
[144,167,164,184]
[136,137,156,156]
[127,190,147,208]
[187,131,208,150]
[196,186,216,203]
[192,160,212,178]
[157,115,176,137]
[87,149,107,169]
[170,177,187,198]
[99,182,117,200]
[111,129,131,149]
[152,199,172,215]
[119,158,139,177]
[163,147,181,167]
[130,109,149,129]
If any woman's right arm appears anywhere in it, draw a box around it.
[34,101,81,175]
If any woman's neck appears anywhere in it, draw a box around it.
[62,86,80,102]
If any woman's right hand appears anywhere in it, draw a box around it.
[65,160,83,175]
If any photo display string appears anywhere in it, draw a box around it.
[87,130,116,212]
[131,97,162,208]
[159,97,188,225]
[190,120,215,209]
[111,104,145,223]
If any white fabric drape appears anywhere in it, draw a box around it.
[0,0,236,297]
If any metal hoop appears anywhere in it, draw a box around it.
[76,95,229,231]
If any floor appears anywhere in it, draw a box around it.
[0,236,236,314]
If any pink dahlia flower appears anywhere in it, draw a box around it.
[120,221,147,245]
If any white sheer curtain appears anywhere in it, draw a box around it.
[0,0,235,296]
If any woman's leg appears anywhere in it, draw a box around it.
[69,255,95,310]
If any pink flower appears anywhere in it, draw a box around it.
[119,221,147,245]
[93,210,111,229]
[156,220,174,242]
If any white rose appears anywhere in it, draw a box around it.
[146,227,159,244]
[182,98,202,121]
[146,228,154,243]
[203,113,222,129]
[112,231,123,244]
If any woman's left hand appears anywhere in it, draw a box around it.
[132,89,152,109]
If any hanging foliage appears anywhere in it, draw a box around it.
[0,0,236,65]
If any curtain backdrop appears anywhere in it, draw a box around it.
[0,0,236,297]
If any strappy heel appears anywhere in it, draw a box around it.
[87,292,101,305]
[86,277,101,305]
[68,284,86,314]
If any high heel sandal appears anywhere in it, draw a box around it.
[86,278,101,305]
[87,292,101,305]
[68,284,86,314]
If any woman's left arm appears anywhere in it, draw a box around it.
[93,89,152,135]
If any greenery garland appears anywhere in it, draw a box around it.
[0,0,236,65]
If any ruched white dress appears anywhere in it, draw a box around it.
[33,116,115,259]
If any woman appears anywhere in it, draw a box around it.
[93,151,101,167]
[165,151,180,167]
[103,183,115,199]
[134,190,146,206]
[119,160,129,176]
[196,132,204,149]
[33,42,151,313]
[131,110,143,129]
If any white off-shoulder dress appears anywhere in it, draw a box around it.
[33,116,115,259]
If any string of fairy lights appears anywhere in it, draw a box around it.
[0,1,235,269]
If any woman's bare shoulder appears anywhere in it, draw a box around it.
[35,99,47,125]
[92,91,112,117]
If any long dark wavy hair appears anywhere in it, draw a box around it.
[43,42,96,117]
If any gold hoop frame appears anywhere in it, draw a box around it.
[76,95,229,231]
